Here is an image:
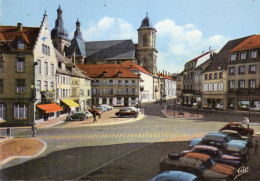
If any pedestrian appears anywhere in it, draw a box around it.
[93,111,97,123]
[32,124,37,137]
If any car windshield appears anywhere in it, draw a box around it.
[224,136,231,142]
[200,163,206,171]
[206,158,216,168]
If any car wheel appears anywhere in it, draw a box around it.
[168,153,180,160]
[66,118,70,121]
[80,117,84,121]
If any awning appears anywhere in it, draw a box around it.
[61,99,79,108]
[37,103,63,113]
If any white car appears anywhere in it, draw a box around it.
[86,111,93,118]
[127,107,140,112]
[100,104,113,111]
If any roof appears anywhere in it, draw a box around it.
[54,48,73,65]
[185,152,210,162]
[230,34,260,52]
[139,13,153,29]
[0,25,40,53]
[195,49,220,68]
[84,39,135,61]
[51,6,69,40]
[121,60,151,76]
[76,64,139,78]
[205,36,250,71]
[186,51,212,64]
[65,37,86,57]
[157,73,175,81]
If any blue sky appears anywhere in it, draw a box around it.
[1,0,260,73]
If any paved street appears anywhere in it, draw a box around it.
[1,102,260,180]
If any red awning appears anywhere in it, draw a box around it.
[37,103,63,113]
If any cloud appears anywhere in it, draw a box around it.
[81,17,137,42]
[155,19,229,73]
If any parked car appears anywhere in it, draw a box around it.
[100,104,113,111]
[115,109,136,117]
[98,106,108,112]
[127,106,140,112]
[86,111,93,118]
[215,103,224,110]
[249,107,260,112]
[88,108,101,116]
[180,145,242,168]
[220,130,253,147]
[160,152,236,181]
[203,104,212,109]
[66,111,88,121]
[92,107,103,114]
[190,133,248,160]
[219,122,254,136]
[149,171,201,181]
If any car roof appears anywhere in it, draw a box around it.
[193,145,218,152]
[226,122,243,126]
[185,153,210,162]
[220,130,239,134]
[204,132,227,139]
[151,171,198,181]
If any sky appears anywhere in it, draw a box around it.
[0,0,260,74]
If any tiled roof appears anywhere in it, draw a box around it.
[230,34,260,52]
[157,73,175,81]
[76,64,139,78]
[121,60,151,76]
[84,39,135,61]
[0,25,40,52]
[205,36,250,71]
[186,51,212,64]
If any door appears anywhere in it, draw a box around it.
[124,97,128,106]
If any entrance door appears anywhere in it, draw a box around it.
[124,97,128,106]
[109,98,113,105]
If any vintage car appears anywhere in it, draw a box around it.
[180,145,242,168]
[219,122,254,136]
[115,109,136,117]
[88,108,101,116]
[98,105,108,112]
[215,103,224,110]
[127,106,140,112]
[149,171,201,181]
[160,152,236,181]
[66,111,88,121]
[190,134,248,160]
[220,130,253,147]
[100,104,113,111]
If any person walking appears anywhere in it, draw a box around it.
[32,124,37,137]
[93,111,97,123]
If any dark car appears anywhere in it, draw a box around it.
[180,145,242,168]
[115,109,136,117]
[66,111,88,121]
[219,122,254,136]
[149,171,201,181]
[160,152,236,181]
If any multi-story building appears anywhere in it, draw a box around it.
[227,35,260,110]
[202,37,249,110]
[176,72,183,104]
[157,72,176,100]
[0,13,63,125]
[77,64,139,106]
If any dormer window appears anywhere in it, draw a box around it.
[117,71,122,76]
[230,54,236,61]
[17,37,25,49]
[102,71,107,76]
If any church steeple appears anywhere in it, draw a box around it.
[73,19,84,40]
[51,6,70,54]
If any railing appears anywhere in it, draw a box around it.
[228,88,258,94]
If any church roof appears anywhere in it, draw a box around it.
[139,13,153,29]
[84,39,135,61]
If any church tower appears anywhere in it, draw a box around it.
[51,6,70,54]
[136,13,158,75]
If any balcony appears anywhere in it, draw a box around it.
[41,91,55,103]
[228,88,259,94]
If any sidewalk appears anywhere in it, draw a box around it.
[0,108,144,167]
[162,109,204,119]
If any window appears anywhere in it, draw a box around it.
[44,81,48,91]
[209,74,212,80]
[204,83,208,91]
[125,89,128,94]
[229,81,235,89]
[44,45,47,55]
[109,80,113,85]
[36,80,41,92]
[110,89,114,95]
[249,65,256,74]
[0,103,6,119]
[37,60,41,74]
[209,83,213,91]
[239,80,245,88]
[42,44,45,54]
[229,67,235,75]
[47,46,50,56]
[204,74,208,80]
[80,89,84,96]
[213,83,218,91]
[92,89,96,95]
[117,71,122,76]
[87,89,90,96]
[0,59,3,71]
[0,79,3,93]
[219,72,223,79]
[16,79,25,93]
[132,80,135,86]
[56,88,59,97]
[44,62,48,75]
[16,58,25,72]
[51,64,54,76]
[118,80,122,85]
[118,89,122,94]
[117,97,121,104]
[249,80,256,88]
[230,54,236,61]
[143,35,148,46]
[250,51,257,59]
[131,98,136,104]
[50,82,54,90]
[238,66,245,74]
[102,71,107,76]
[103,89,107,95]
[125,80,129,86]
[214,73,217,79]
[218,82,223,91]
[132,89,136,94]
[14,104,28,119]
[240,52,246,60]
[63,89,65,97]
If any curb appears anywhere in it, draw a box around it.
[162,110,203,120]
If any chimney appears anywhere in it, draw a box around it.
[17,23,22,31]
[209,46,211,52]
